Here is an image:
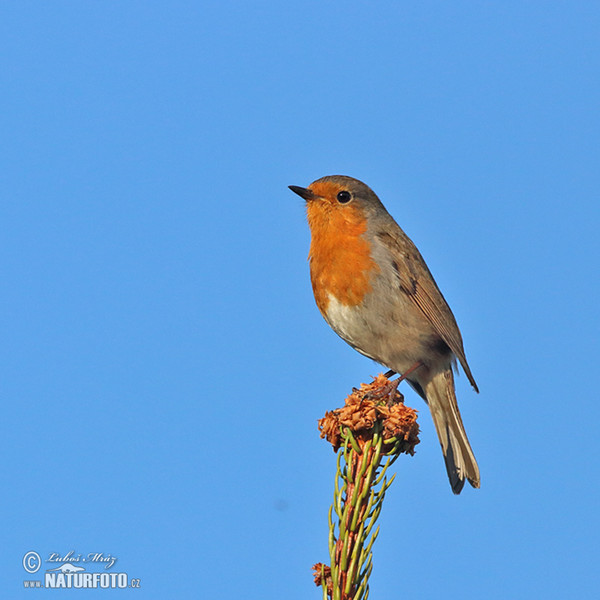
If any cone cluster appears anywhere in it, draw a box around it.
[317,374,419,454]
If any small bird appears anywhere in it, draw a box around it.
[289,175,480,494]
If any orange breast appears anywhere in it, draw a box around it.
[307,199,379,315]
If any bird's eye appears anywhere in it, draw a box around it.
[337,190,351,204]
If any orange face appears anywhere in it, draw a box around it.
[305,181,379,314]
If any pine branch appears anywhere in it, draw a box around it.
[313,374,420,600]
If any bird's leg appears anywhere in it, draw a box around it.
[395,361,423,384]
[363,370,398,405]
[381,363,422,406]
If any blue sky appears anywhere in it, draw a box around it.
[1,2,599,598]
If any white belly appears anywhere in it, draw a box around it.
[322,292,439,375]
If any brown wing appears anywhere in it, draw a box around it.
[377,229,479,393]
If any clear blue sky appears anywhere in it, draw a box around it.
[2,2,599,598]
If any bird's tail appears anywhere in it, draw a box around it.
[423,369,480,494]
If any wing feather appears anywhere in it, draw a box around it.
[377,229,479,392]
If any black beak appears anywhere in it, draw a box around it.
[288,185,317,201]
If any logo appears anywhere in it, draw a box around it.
[47,564,86,574]
[22,552,41,574]
[22,550,141,590]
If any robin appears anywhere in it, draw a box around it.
[289,175,480,494]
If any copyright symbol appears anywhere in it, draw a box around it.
[23,551,41,574]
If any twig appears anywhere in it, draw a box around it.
[313,374,420,600]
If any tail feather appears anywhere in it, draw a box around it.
[423,369,480,494]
